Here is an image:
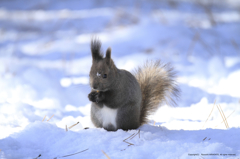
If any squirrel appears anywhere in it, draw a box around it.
[88,39,179,131]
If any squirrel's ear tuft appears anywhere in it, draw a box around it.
[106,47,111,65]
[91,38,103,61]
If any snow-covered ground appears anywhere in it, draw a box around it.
[0,0,240,158]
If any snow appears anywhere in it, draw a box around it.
[0,0,240,158]
[1,122,240,159]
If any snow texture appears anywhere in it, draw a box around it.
[0,0,240,158]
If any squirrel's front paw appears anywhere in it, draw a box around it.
[88,91,100,103]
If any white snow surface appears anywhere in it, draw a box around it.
[0,0,240,158]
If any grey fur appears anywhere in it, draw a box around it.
[88,39,179,131]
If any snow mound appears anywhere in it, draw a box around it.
[0,122,240,159]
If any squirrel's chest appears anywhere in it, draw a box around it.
[98,105,118,129]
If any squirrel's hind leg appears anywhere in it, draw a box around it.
[116,104,141,130]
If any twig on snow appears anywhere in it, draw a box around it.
[215,110,236,128]
[219,105,229,128]
[54,148,89,159]
[33,154,41,159]
[47,115,54,122]
[130,130,140,140]
[216,105,229,129]
[202,137,207,141]
[202,100,216,129]
[68,122,79,129]
[121,130,141,151]
[42,115,46,122]
[101,150,111,159]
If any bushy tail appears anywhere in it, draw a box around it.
[134,60,180,125]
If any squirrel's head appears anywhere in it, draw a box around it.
[89,39,118,92]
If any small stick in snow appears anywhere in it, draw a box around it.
[202,137,207,141]
[122,130,140,150]
[153,121,156,126]
[216,105,228,129]
[47,115,54,122]
[66,125,68,132]
[42,115,46,122]
[219,105,229,128]
[123,139,134,146]
[129,133,138,140]
[121,133,135,150]
[33,154,41,159]
[123,133,135,146]
[68,122,79,129]
[101,150,111,159]
[57,148,88,158]
[202,100,216,129]
[123,133,135,141]
[125,141,134,146]
[215,110,235,128]
[130,130,140,140]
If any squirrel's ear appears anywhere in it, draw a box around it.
[91,39,103,61]
[106,47,111,65]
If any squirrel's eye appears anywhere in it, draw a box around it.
[103,74,107,78]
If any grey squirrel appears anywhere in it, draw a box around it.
[88,39,179,131]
